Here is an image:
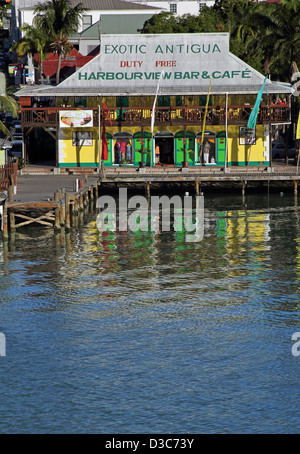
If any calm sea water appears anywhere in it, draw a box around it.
[1,190,300,434]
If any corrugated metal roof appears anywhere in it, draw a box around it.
[20,0,159,11]
[71,0,158,10]
[15,81,293,98]
[75,14,155,37]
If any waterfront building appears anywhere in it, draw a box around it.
[15,32,293,169]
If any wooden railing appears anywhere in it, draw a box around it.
[21,105,290,127]
[0,159,18,192]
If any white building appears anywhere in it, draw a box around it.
[10,0,163,46]
[124,0,215,16]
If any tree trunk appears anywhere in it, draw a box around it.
[56,52,62,85]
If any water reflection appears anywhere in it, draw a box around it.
[1,193,300,433]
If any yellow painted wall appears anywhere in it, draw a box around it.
[59,122,267,166]
[59,127,100,167]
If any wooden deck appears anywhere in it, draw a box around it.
[20,104,290,128]
[102,164,300,184]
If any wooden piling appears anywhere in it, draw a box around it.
[2,203,8,240]
[294,180,298,194]
[8,185,14,202]
[146,182,150,199]
[242,181,246,197]
[79,193,84,211]
[9,211,16,232]
[84,190,88,208]
[55,205,61,231]
[65,193,71,231]
[60,203,65,227]
[195,180,199,196]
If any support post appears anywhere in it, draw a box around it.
[224,92,229,173]
[8,185,14,202]
[3,203,8,240]
[9,211,16,232]
[65,193,71,231]
[146,182,150,199]
[60,203,65,227]
[55,206,61,231]
[242,181,246,197]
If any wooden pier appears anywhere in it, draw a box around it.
[1,162,300,240]
[1,174,101,240]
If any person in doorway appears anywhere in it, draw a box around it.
[155,144,160,164]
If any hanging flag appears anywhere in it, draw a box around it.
[200,77,212,162]
[247,74,268,130]
[151,70,165,135]
[296,110,300,140]
[101,103,113,161]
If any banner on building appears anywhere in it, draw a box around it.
[60,110,93,128]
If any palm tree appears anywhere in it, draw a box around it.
[34,0,86,84]
[10,23,49,84]
[0,93,20,146]
[253,0,300,81]
[270,0,300,80]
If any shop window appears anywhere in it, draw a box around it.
[114,132,133,165]
[74,96,87,108]
[116,96,129,108]
[158,96,170,107]
[196,130,216,164]
[199,95,212,106]
[176,96,182,107]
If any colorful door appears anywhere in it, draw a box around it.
[133,131,152,166]
[216,131,226,165]
[175,131,195,166]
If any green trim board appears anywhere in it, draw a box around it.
[229,161,269,166]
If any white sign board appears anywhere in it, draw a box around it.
[58,33,268,95]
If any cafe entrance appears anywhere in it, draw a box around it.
[154,131,174,165]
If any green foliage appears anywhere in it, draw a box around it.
[33,0,86,84]
[34,0,86,40]
[140,0,300,82]
[17,157,28,170]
